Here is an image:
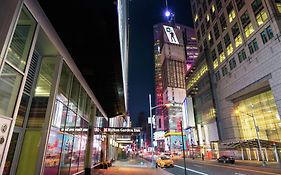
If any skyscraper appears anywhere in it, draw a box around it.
[189,0,281,161]
[153,23,198,153]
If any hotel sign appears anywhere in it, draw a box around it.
[94,127,141,135]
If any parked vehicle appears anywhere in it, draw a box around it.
[156,156,174,168]
[217,155,235,164]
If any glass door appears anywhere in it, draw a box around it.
[3,128,23,175]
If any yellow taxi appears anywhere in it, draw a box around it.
[156,155,174,168]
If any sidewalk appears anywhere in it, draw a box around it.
[186,157,281,169]
[92,157,172,175]
[92,166,173,175]
[234,159,281,169]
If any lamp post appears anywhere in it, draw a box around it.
[235,110,266,166]
[180,120,187,175]
[149,94,170,167]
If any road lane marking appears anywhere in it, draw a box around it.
[194,164,203,168]
[193,161,280,175]
[174,165,208,175]
[235,173,247,175]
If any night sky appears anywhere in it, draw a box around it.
[128,0,193,126]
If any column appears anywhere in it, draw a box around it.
[85,105,96,175]
[241,147,244,160]
[274,144,280,163]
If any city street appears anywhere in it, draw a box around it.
[92,157,281,175]
[164,158,281,175]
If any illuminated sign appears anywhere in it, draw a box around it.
[154,131,165,140]
[94,127,141,135]
[163,25,179,44]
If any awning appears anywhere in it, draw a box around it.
[222,139,281,148]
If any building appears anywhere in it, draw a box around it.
[153,23,197,153]
[0,0,129,175]
[189,0,281,162]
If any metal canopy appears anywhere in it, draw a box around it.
[222,139,281,149]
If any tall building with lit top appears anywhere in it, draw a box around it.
[189,0,281,161]
[153,23,197,153]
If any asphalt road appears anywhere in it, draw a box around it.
[163,159,281,175]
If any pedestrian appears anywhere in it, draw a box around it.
[201,153,204,161]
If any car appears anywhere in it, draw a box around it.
[217,155,235,164]
[156,156,174,168]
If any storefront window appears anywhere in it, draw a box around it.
[78,89,87,117]
[6,6,36,72]
[69,77,80,112]
[59,134,74,175]
[69,115,83,174]
[43,127,63,175]
[92,135,102,165]
[0,63,23,117]
[57,63,72,105]
[65,109,76,133]
[78,119,88,172]
[70,136,79,174]
[52,100,67,129]
[28,56,58,128]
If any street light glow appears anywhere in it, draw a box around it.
[165,10,171,17]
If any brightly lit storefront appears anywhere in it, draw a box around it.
[234,91,281,161]
[0,3,108,175]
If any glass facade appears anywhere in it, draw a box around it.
[236,91,281,142]
[43,62,93,175]
[0,5,36,118]
[1,4,108,175]
[0,64,23,117]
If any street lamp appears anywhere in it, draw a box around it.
[235,110,267,166]
[149,94,170,167]
[179,120,187,175]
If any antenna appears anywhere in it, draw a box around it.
[163,0,175,23]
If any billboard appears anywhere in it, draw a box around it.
[163,25,179,44]
[182,97,195,129]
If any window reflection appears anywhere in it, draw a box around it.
[58,63,73,105]
[69,77,80,112]
[52,101,67,129]
[28,56,58,128]
[16,93,29,126]
[6,6,36,72]
[0,64,23,117]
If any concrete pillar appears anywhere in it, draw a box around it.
[85,105,96,175]
[256,148,260,161]
[241,147,244,160]
[248,147,252,160]
[274,144,280,163]
[264,148,268,162]
[106,133,110,161]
